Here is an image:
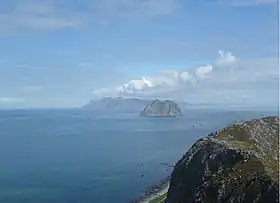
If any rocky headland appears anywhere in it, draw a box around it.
[140,99,183,117]
[165,116,279,203]
[143,116,279,203]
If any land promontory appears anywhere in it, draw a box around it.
[164,116,279,203]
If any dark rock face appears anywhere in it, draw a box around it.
[165,116,279,203]
[140,99,183,117]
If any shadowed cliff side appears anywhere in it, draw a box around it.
[165,116,279,203]
[140,99,183,117]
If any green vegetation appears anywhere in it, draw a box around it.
[215,118,279,180]
[227,140,253,149]
[149,193,168,203]
[230,156,265,179]
[217,125,250,141]
[165,116,279,203]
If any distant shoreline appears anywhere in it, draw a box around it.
[131,176,170,203]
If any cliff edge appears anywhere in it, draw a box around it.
[165,116,279,203]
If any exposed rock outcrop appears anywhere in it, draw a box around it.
[165,116,279,203]
[140,99,183,117]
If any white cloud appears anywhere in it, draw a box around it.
[89,0,180,17]
[92,88,112,96]
[23,85,43,93]
[141,0,181,15]
[79,62,94,67]
[215,50,238,69]
[15,64,29,68]
[96,50,237,95]
[180,71,193,81]
[195,65,213,79]
[91,50,278,107]
[0,0,84,32]
[0,0,181,32]
[214,0,278,6]
[0,97,24,103]
[116,72,184,94]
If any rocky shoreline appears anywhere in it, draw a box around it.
[131,176,170,203]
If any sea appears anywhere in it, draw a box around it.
[0,108,277,203]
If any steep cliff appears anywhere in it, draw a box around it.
[165,116,279,203]
[140,99,183,117]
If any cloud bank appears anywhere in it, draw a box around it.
[0,0,181,32]
[93,50,238,94]
[0,97,24,103]
[2,0,275,33]
[217,0,278,7]
[92,50,279,107]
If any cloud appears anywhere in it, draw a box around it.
[115,72,188,94]
[214,0,278,7]
[0,0,84,32]
[15,64,30,68]
[215,50,238,69]
[79,61,94,67]
[93,50,237,95]
[91,50,278,107]
[88,0,180,17]
[140,0,181,15]
[0,97,24,103]
[195,65,213,79]
[23,85,44,93]
[0,0,181,32]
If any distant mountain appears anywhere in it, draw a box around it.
[82,97,153,113]
[140,99,183,117]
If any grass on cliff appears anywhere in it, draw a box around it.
[214,125,254,149]
[149,193,167,203]
[214,121,279,180]
[216,125,249,140]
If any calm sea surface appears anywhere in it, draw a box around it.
[0,108,276,203]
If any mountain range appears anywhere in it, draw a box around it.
[82,97,188,113]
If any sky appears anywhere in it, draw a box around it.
[0,0,279,109]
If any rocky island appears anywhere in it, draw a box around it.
[144,116,279,203]
[140,99,183,117]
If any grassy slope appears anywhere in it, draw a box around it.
[149,193,167,203]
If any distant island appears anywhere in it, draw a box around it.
[82,97,152,113]
[82,97,188,114]
[140,99,183,117]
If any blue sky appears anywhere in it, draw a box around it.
[0,0,278,108]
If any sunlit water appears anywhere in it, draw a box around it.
[0,108,276,203]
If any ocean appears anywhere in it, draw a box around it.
[0,108,276,203]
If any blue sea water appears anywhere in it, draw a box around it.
[0,108,277,203]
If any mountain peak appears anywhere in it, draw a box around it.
[140,99,182,117]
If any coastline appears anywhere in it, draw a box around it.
[131,176,170,203]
